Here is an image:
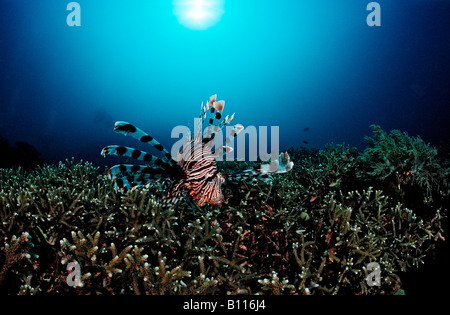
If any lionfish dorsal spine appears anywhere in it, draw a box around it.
[211,145,233,159]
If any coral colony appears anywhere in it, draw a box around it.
[0,93,448,295]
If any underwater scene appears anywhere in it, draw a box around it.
[1,0,449,298]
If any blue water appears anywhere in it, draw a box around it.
[1,0,449,167]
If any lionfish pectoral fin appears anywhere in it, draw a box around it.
[109,164,166,178]
[227,169,273,184]
[112,121,177,167]
[107,164,169,193]
[101,145,174,171]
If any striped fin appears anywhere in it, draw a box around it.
[109,164,167,178]
[224,123,244,145]
[227,169,273,184]
[227,152,294,183]
[112,175,145,193]
[199,94,218,121]
[200,95,236,141]
[101,145,173,171]
[219,123,244,160]
[211,145,233,160]
[197,95,243,161]
[206,100,225,128]
[202,105,225,140]
[108,164,169,192]
[113,121,177,167]
[160,180,187,205]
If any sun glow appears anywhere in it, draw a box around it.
[173,0,224,30]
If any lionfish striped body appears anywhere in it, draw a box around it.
[101,94,293,206]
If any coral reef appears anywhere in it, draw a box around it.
[356,125,449,204]
[0,126,448,295]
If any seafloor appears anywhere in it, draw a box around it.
[0,125,449,295]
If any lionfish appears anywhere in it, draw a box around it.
[101,94,293,206]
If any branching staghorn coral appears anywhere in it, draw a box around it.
[286,187,444,295]
[357,125,449,202]
[302,143,358,189]
[258,270,295,295]
[0,159,117,242]
[0,126,448,295]
[131,251,218,295]
[59,231,218,295]
[0,232,34,289]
